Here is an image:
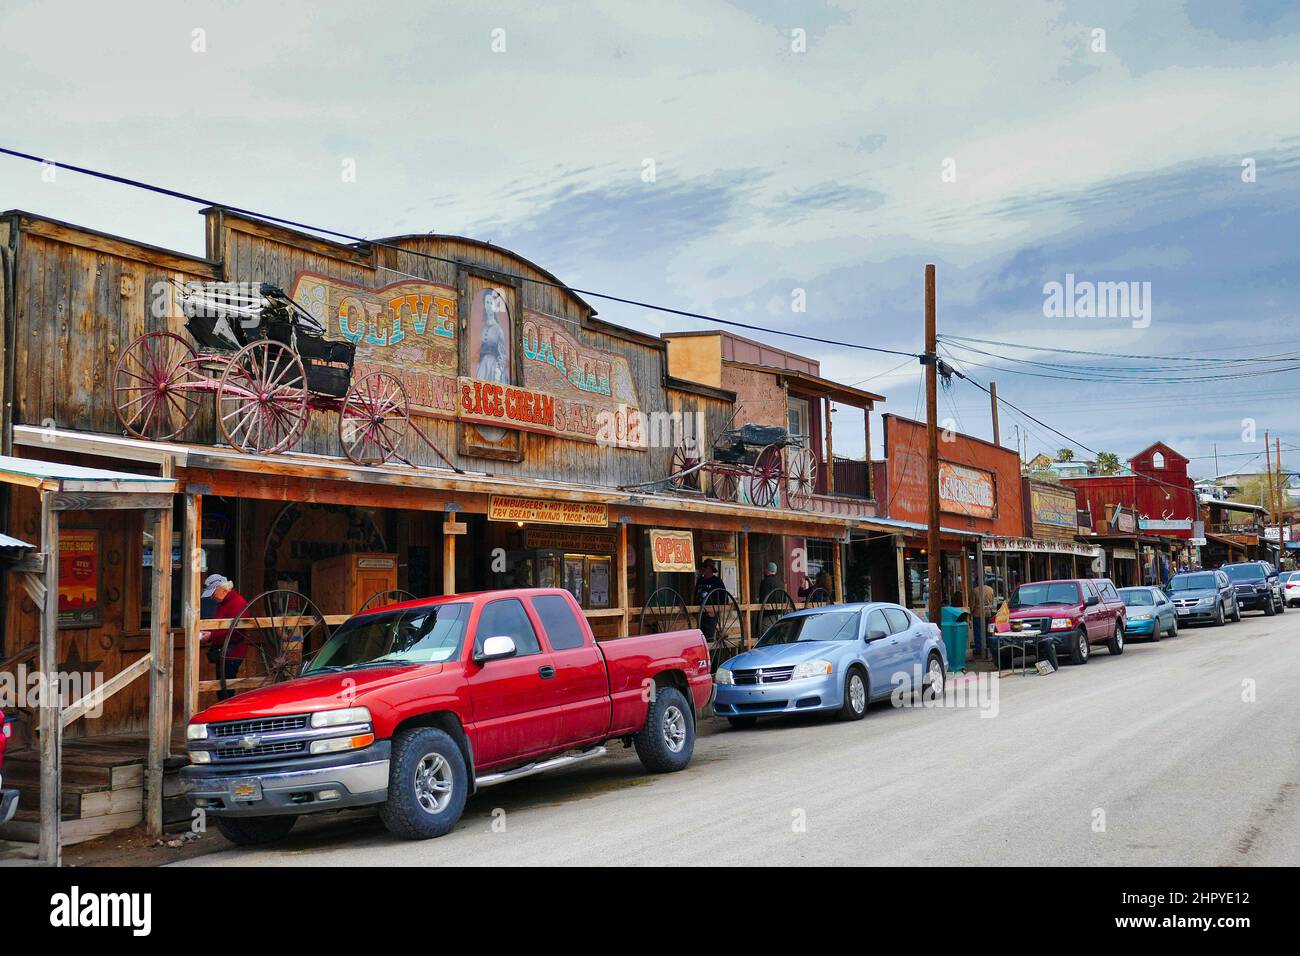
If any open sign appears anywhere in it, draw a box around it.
[649,530,695,572]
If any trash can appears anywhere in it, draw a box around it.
[939,606,969,672]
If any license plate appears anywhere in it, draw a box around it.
[229,778,263,802]
[1176,609,1190,616]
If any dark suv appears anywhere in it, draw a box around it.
[1221,561,1285,616]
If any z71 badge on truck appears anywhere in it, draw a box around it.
[182,588,711,844]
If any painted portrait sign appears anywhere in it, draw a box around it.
[289,272,459,416]
[460,274,522,459]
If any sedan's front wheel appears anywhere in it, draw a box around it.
[838,667,868,720]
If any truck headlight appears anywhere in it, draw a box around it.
[714,667,734,685]
[310,707,371,729]
[189,751,211,764]
[1050,618,1074,630]
[792,659,833,680]
[186,723,209,741]
[310,733,375,755]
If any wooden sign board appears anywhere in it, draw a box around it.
[488,495,608,527]
[649,529,696,572]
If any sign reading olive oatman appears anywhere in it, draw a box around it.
[649,529,696,572]
[487,495,609,527]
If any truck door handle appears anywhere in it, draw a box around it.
[538,665,556,680]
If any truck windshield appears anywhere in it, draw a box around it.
[1223,565,1264,583]
[1171,573,1216,591]
[1012,583,1080,608]
[304,603,471,673]
[757,610,860,646]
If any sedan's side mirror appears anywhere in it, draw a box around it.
[867,629,889,642]
[475,635,517,663]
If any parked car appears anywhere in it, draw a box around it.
[0,711,17,825]
[1284,570,1300,608]
[1221,561,1286,616]
[992,578,1126,666]
[1168,570,1239,626]
[182,588,711,845]
[713,603,946,727]
[1118,586,1178,640]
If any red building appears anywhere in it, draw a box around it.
[1065,442,1199,585]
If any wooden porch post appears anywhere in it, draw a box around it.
[38,490,61,866]
[865,411,874,500]
[832,532,845,603]
[442,507,466,596]
[824,399,835,496]
[618,518,630,637]
[182,493,202,721]
[147,500,174,838]
[895,537,906,607]
[739,529,751,648]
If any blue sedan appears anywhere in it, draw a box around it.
[1117,586,1177,640]
[712,602,947,728]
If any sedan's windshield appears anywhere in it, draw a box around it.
[1120,589,1154,606]
[757,610,861,646]
[1172,573,1216,591]
[304,603,470,673]
[1012,582,1080,608]
[1223,565,1265,583]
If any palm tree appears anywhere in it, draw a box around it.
[1096,451,1121,475]
[1056,448,1075,462]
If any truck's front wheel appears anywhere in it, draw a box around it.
[634,686,695,773]
[379,728,468,840]
[214,814,297,846]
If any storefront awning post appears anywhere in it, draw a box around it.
[38,489,62,866]
[182,493,202,722]
[147,497,174,838]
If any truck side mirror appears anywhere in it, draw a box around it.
[1085,595,1100,607]
[475,635,517,664]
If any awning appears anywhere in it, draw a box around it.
[855,515,984,539]
[982,535,1101,558]
[0,452,177,494]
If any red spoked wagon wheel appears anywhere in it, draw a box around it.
[339,371,411,465]
[750,444,784,507]
[217,589,331,697]
[787,447,818,510]
[217,339,309,455]
[712,470,739,503]
[113,331,205,440]
[640,587,690,637]
[668,440,701,490]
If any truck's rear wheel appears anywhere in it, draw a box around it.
[379,727,468,840]
[634,685,694,773]
[214,814,297,846]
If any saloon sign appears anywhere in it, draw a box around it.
[938,462,996,519]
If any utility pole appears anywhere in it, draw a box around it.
[1265,432,1276,531]
[924,264,942,626]
[1277,436,1285,555]
[989,380,1000,447]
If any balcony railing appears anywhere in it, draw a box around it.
[831,456,872,499]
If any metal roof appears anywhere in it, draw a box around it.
[0,532,35,551]
[0,454,177,494]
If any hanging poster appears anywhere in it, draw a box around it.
[58,529,101,628]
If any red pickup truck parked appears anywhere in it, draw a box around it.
[991,578,1127,666]
[182,588,711,845]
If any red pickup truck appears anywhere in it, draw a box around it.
[182,588,711,845]
[991,578,1127,666]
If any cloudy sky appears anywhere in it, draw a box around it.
[2,0,1297,478]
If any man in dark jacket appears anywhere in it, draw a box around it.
[695,560,728,645]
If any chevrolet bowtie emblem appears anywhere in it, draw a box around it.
[240,735,260,750]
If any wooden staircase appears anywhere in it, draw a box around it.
[0,734,189,845]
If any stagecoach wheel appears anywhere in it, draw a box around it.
[640,587,690,637]
[113,331,204,440]
[750,444,783,507]
[340,372,411,465]
[757,588,797,638]
[218,589,331,697]
[712,470,740,503]
[217,340,309,455]
[787,448,818,510]
[700,590,743,670]
[358,588,417,613]
[668,441,701,491]
[803,587,833,610]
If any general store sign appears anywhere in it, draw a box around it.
[938,462,996,519]
[488,495,609,527]
[649,529,696,572]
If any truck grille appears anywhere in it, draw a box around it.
[211,715,310,738]
[1010,617,1051,633]
[733,666,795,685]
[213,740,308,762]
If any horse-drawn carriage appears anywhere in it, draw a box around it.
[666,423,818,509]
[113,282,412,464]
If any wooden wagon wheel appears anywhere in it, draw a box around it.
[340,371,411,465]
[803,586,833,610]
[750,444,784,507]
[757,587,797,638]
[668,441,701,490]
[787,447,818,510]
[640,587,690,636]
[113,331,205,440]
[700,589,743,670]
[358,588,416,613]
[711,469,740,503]
[218,589,330,697]
[217,339,310,454]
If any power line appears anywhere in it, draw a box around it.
[942,333,1300,366]
[0,144,921,360]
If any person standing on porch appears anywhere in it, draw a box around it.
[695,559,728,646]
[200,574,249,701]
[758,562,782,601]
